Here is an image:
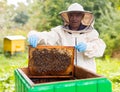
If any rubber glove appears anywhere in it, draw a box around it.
[28,35,39,47]
[75,42,87,52]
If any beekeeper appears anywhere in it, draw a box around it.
[27,3,106,73]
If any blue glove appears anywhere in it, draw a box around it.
[28,35,38,47]
[75,42,87,52]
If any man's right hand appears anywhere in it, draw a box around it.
[28,35,38,47]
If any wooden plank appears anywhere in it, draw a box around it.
[28,75,74,78]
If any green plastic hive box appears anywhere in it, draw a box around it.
[14,66,112,92]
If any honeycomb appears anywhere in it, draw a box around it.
[28,46,74,76]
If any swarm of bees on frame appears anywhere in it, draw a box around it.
[29,48,72,75]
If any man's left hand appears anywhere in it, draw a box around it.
[75,42,87,52]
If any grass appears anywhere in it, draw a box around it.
[96,58,120,92]
[0,29,29,92]
[0,51,120,92]
[0,29,120,92]
[0,52,28,92]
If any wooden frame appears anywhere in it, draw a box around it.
[28,45,75,78]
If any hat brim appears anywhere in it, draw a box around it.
[59,10,94,26]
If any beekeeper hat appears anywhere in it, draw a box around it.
[59,3,94,26]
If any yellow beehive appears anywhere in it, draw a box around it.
[4,35,26,55]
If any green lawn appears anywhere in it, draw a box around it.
[0,52,28,92]
[96,58,120,92]
[0,52,120,92]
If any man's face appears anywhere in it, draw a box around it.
[68,12,84,30]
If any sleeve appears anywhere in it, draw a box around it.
[27,27,60,45]
[84,29,106,58]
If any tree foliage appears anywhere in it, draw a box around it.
[0,0,120,57]
[94,2,120,57]
[13,11,29,26]
[0,0,15,29]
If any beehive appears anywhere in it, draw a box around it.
[28,45,75,78]
[4,35,26,55]
[14,66,112,92]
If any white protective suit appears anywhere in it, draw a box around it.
[28,3,106,73]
